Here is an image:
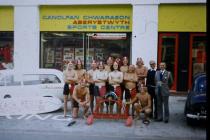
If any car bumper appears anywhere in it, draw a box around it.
[186,113,206,120]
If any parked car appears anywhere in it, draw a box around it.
[184,73,206,125]
[0,69,64,101]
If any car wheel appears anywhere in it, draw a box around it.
[4,94,11,99]
[186,117,198,126]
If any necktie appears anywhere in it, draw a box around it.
[160,71,163,81]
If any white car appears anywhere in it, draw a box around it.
[0,69,64,101]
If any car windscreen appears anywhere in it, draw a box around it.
[23,74,61,85]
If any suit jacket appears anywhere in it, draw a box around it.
[146,69,156,88]
[155,70,173,96]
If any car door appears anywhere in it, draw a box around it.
[0,73,22,99]
[22,74,63,100]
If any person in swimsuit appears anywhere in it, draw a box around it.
[136,57,148,88]
[125,86,152,124]
[75,59,86,84]
[123,64,138,116]
[86,60,98,114]
[63,61,78,117]
[72,78,90,119]
[108,61,123,114]
[93,61,108,113]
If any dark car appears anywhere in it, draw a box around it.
[184,73,207,125]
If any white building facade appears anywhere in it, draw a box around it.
[0,0,206,91]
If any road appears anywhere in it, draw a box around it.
[0,96,206,140]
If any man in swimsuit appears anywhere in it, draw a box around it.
[72,78,90,119]
[136,57,148,88]
[125,86,152,124]
[123,64,138,116]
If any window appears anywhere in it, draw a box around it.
[0,32,14,70]
[23,74,61,85]
[40,32,131,70]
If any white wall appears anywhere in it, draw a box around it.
[0,0,206,5]
[14,6,39,71]
[132,4,158,68]
[0,0,205,71]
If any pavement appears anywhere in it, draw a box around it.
[0,95,206,140]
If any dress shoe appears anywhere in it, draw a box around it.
[164,120,169,123]
[155,118,163,122]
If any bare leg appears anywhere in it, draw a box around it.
[117,100,122,114]
[90,95,94,114]
[63,95,68,117]
[72,107,79,118]
[83,105,90,118]
[134,103,141,119]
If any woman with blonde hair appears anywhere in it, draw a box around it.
[63,61,78,117]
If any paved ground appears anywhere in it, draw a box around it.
[0,96,206,140]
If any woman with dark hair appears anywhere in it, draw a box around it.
[108,61,123,114]
[93,61,108,113]
[75,59,86,84]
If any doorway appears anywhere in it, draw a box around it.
[158,33,178,90]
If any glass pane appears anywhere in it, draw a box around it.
[192,36,206,77]
[0,32,14,70]
[40,32,84,71]
[161,36,176,78]
[23,74,61,85]
[87,33,130,70]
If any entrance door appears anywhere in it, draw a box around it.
[158,33,178,90]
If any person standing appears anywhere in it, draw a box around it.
[93,61,108,113]
[108,61,123,114]
[63,61,78,117]
[155,62,173,123]
[123,64,138,116]
[146,60,157,119]
[135,57,148,88]
[86,60,98,114]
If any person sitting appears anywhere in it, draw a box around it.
[72,78,90,119]
[125,86,152,125]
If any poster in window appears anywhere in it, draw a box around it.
[75,48,84,61]
[55,48,62,63]
[63,48,74,61]
[95,48,104,61]
[46,48,54,63]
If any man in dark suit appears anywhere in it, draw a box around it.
[146,60,157,119]
[155,62,173,123]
